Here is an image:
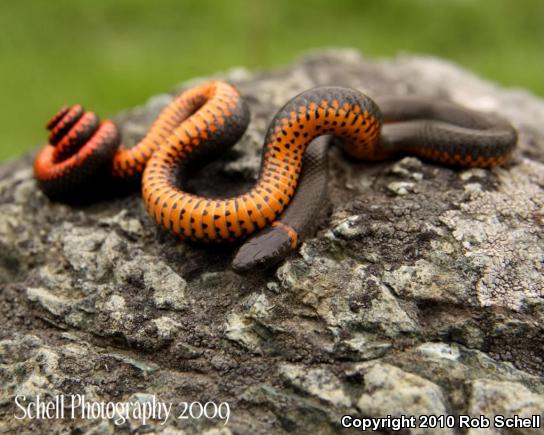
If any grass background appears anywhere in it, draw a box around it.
[1,0,543,161]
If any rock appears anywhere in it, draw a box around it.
[440,161,544,312]
[389,157,424,181]
[336,332,392,361]
[355,362,453,435]
[26,287,70,317]
[279,364,351,408]
[467,380,544,435]
[383,258,471,304]
[387,180,416,195]
[0,49,543,434]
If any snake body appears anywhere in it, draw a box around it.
[33,81,517,271]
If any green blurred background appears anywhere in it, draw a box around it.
[1,0,543,161]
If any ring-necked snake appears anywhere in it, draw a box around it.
[34,81,517,271]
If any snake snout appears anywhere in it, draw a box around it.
[232,226,294,273]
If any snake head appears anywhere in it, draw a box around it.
[232,225,295,273]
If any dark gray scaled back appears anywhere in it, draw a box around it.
[376,96,517,159]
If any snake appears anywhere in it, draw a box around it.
[33,81,517,271]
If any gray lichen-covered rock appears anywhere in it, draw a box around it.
[0,49,543,434]
[355,362,453,435]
